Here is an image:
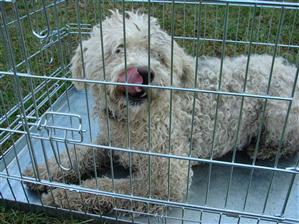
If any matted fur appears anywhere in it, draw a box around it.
[24,10,299,216]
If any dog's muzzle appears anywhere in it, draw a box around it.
[117,66,155,105]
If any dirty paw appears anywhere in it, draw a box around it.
[23,167,50,192]
[42,188,114,214]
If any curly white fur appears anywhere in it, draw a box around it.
[24,10,299,216]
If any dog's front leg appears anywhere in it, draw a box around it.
[40,156,192,215]
[23,145,110,192]
[40,175,165,215]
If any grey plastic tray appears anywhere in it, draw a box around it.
[1,88,298,224]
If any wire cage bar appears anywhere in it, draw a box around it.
[0,0,298,223]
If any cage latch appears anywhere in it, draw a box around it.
[18,111,86,143]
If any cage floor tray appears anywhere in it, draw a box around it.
[1,88,298,224]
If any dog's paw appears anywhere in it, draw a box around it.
[91,195,114,214]
[23,166,50,192]
[41,188,114,214]
[246,146,277,160]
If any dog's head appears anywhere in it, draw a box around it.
[71,10,194,120]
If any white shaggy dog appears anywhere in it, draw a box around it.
[24,10,299,215]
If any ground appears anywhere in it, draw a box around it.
[0,205,93,224]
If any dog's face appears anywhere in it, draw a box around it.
[71,10,194,120]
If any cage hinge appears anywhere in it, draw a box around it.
[18,111,86,143]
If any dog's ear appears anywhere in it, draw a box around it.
[170,41,195,88]
[108,9,123,23]
[180,50,195,88]
[71,17,107,90]
[71,42,86,90]
[154,30,195,87]
[71,36,103,90]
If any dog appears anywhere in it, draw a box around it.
[24,10,299,216]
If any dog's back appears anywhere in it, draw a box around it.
[185,55,298,159]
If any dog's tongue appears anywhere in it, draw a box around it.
[117,67,143,94]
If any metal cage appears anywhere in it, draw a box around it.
[0,0,298,223]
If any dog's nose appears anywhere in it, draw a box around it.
[137,66,155,85]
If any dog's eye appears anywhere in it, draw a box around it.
[115,44,124,54]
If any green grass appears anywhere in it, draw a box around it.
[0,0,298,222]
[0,205,94,224]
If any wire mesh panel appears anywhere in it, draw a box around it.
[0,0,298,223]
